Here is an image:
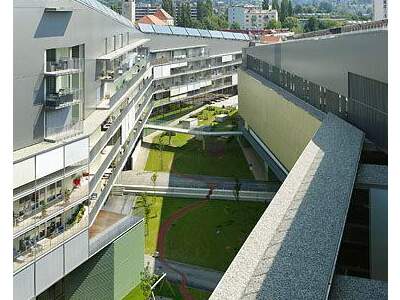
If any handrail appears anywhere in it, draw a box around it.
[89,102,153,225]
[89,77,154,162]
[89,141,121,194]
[45,120,83,142]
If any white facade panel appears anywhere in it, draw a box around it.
[13,264,35,300]
[161,65,171,77]
[222,54,233,63]
[170,87,180,96]
[65,138,89,167]
[232,73,238,85]
[36,147,64,179]
[64,230,89,274]
[180,86,188,94]
[13,157,35,189]
[35,246,64,295]
[153,66,162,79]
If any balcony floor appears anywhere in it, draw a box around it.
[89,210,125,239]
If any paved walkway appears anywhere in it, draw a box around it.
[144,124,242,136]
[238,138,266,181]
[119,171,280,192]
[145,255,223,291]
[133,142,152,172]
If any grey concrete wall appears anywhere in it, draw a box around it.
[245,29,387,97]
[14,0,137,150]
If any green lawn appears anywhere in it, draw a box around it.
[135,196,266,271]
[144,132,253,179]
[123,281,211,300]
[149,104,197,123]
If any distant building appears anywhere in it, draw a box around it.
[373,0,388,21]
[122,0,135,23]
[228,5,278,30]
[154,9,174,26]
[135,4,197,21]
[137,9,174,26]
[137,14,167,25]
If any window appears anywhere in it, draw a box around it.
[105,37,108,54]
[113,35,116,51]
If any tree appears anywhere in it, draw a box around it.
[265,19,281,29]
[318,1,333,13]
[156,132,168,170]
[197,0,207,20]
[139,263,159,300]
[205,0,213,17]
[304,16,320,32]
[162,0,175,18]
[282,16,299,30]
[136,193,152,236]
[262,0,270,10]
[233,178,241,202]
[279,0,289,23]
[230,21,241,30]
[319,19,342,30]
[287,0,293,17]
[177,2,192,27]
[294,4,303,15]
[272,0,279,11]
[151,172,158,193]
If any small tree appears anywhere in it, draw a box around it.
[156,133,168,171]
[150,172,158,199]
[262,0,270,10]
[233,177,241,203]
[136,193,151,236]
[230,21,241,30]
[139,263,158,300]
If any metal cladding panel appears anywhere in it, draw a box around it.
[36,146,64,179]
[64,230,89,274]
[153,65,163,79]
[65,138,89,167]
[35,246,64,295]
[170,26,188,36]
[198,29,211,38]
[13,264,35,300]
[186,27,201,36]
[138,23,154,33]
[153,25,172,34]
[221,31,235,39]
[13,157,35,189]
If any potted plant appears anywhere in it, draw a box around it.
[64,189,71,205]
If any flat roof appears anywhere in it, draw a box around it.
[329,275,388,299]
[211,113,364,299]
[98,38,150,61]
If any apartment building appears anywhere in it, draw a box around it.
[13,1,248,299]
[373,0,388,21]
[135,4,198,21]
[228,5,278,30]
[212,28,388,299]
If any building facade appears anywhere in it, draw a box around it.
[122,0,136,23]
[228,5,278,30]
[13,1,247,299]
[373,0,388,21]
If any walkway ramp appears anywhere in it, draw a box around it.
[211,113,364,300]
[144,123,242,136]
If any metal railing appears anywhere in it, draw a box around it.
[89,215,141,256]
[45,57,84,73]
[288,19,388,40]
[89,141,121,194]
[45,120,84,142]
[46,88,81,107]
[151,49,211,66]
[107,63,149,108]
[89,78,154,162]
[89,103,153,225]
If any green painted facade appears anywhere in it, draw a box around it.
[238,69,321,171]
[39,222,145,300]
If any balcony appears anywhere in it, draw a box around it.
[13,202,88,273]
[13,172,89,236]
[44,58,83,76]
[89,210,142,256]
[89,101,154,225]
[45,88,81,110]
[45,120,83,142]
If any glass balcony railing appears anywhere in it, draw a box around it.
[45,120,83,142]
[13,173,89,236]
[13,202,88,273]
[45,58,83,74]
[89,101,153,224]
[45,88,81,108]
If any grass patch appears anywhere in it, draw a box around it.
[144,132,253,179]
[123,285,145,300]
[155,281,211,300]
[137,196,266,271]
[149,104,198,123]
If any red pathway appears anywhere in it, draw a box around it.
[156,185,215,300]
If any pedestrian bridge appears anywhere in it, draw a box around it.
[144,124,243,136]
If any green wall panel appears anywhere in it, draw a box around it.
[238,69,321,170]
[63,221,144,300]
